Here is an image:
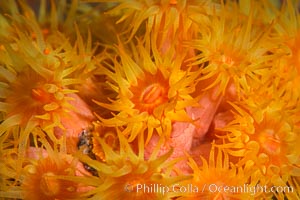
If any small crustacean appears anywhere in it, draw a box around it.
[77,129,98,176]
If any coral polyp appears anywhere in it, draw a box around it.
[1,0,300,199]
[22,153,80,200]
[96,37,200,141]
[176,147,254,199]
[217,98,300,199]
[1,68,70,130]
[76,130,187,200]
[130,70,169,115]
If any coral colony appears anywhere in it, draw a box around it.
[1,0,300,199]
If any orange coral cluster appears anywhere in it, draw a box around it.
[0,0,300,199]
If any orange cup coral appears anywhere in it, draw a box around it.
[1,0,300,200]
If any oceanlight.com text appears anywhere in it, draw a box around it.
[124,183,294,196]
